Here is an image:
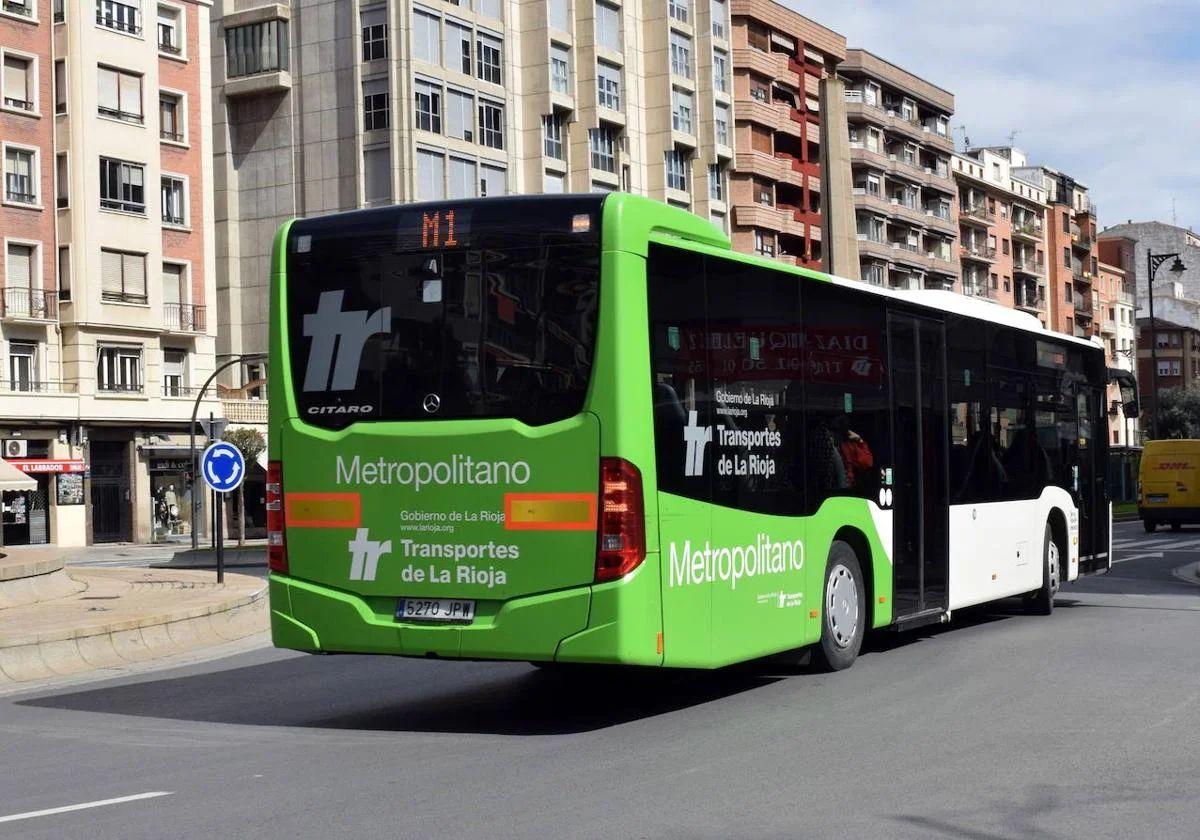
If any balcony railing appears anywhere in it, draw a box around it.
[0,379,78,394]
[925,206,953,221]
[960,243,997,260]
[1,287,58,320]
[162,383,204,398]
[160,129,184,142]
[100,197,146,214]
[3,96,32,111]
[960,204,994,222]
[96,13,141,35]
[98,105,144,124]
[158,39,182,55]
[98,382,145,394]
[963,283,996,300]
[1013,221,1043,238]
[2,0,33,18]
[1013,256,1043,273]
[163,302,206,332]
[102,290,148,304]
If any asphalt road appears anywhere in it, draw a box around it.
[2,520,1198,839]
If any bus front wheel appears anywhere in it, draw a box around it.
[1025,523,1060,616]
[813,541,866,672]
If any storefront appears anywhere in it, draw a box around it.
[1,457,87,546]
[148,455,196,543]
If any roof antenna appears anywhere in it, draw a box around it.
[1006,130,1020,146]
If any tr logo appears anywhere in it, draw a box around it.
[683,410,712,478]
[303,290,391,392]
[348,528,392,582]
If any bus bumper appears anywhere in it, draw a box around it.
[1139,506,1200,524]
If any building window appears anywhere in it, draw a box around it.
[157,4,182,54]
[447,156,476,199]
[665,148,688,191]
[361,6,388,61]
[754,229,774,257]
[595,1,620,52]
[444,20,472,74]
[596,61,621,110]
[550,43,570,94]
[55,153,68,208]
[161,175,185,225]
[162,349,186,396]
[54,60,66,114]
[97,0,140,35]
[161,262,191,328]
[714,101,729,145]
[671,88,693,134]
[1062,211,1069,233]
[3,146,36,204]
[416,148,444,200]
[669,30,692,78]
[101,248,147,303]
[711,0,726,38]
[3,53,34,112]
[446,88,473,140]
[363,145,392,205]
[7,341,37,392]
[668,0,689,24]
[543,113,564,160]
[476,0,501,20]
[57,246,71,301]
[53,0,64,22]
[548,0,569,30]
[2,0,33,18]
[479,163,505,197]
[414,79,442,132]
[159,93,183,141]
[1063,246,1070,268]
[362,77,389,130]
[478,100,503,149]
[412,10,441,64]
[708,163,723,201]
[589,126,616,173]
[98,66,143,123]
[97,345,143,393]
[712,49,728,93]
[476,32,501,84]
[544,171,565,193]
[5,243,35,297]
[100,158,145,213]
[224,19,288,77]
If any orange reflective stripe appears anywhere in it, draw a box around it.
[285,493,362,528]
[504,493,597,531]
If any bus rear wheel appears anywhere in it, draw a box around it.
[813,541,866,672]
[1143,519,1156,533]
[1025,523,1060,616]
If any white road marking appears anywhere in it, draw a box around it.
[0,792,174,824]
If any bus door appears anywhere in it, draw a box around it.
[1076,384,1110,574]
[887,312,949,621]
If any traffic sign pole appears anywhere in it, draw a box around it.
[200,440,246,586]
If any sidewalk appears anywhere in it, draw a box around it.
[0,546,267,686]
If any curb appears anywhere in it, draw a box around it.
[0,578,268,685]
[0,552,64,582]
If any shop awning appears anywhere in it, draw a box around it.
[0,459,37,491]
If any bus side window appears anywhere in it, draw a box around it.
[802,282,888,514]
[947,315,988,504]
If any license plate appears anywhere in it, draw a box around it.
[396,598,475,623]
[1147,494,1169,504]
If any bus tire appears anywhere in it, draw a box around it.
[813,541,866,672]
[1026,523,1060,616]
[1171,522,1182,532]
[1143,519,1156,533]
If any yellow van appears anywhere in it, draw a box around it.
[1139,440,1200,531]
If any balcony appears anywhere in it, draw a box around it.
[163,303,206,332]
[963,282,996,300]
[223,397,268,423]
[96,13,142,35]
[1012,256,1043,276]
[1014,285,1045,314]
[1,288,58,320]
[960,243,997,263]
[1072,229,1095,250]
[162,384,205,398]
[0,380,77,394]
[959,204,994,227]
[1073,269,1093,287]
[1012,221,1043,242]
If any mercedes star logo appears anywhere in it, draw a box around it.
[422,393,441,414]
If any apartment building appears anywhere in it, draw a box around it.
[1,0,217,547]
[1095,257,1137,446]
[840,49,958,291]
[726,0,849,270]
[213,0,737,386]
[1099,221,1200,311]
[951,147,1047,321]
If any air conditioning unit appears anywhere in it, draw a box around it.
[5,439,28,458]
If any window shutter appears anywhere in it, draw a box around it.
[119,72,142,116]
[101,250,123,295]
[97,67,118,111]
[361,7,385,28]
[3,56,27,102]
[162,263,182,304]
[7,244,32,286]
[124,253,146,299]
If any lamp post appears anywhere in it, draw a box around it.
[189,353,267,549]
[1146,251,1187,439]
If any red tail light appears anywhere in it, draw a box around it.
[595,457,646,582]
[266,460,288,573]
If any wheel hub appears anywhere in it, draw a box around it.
[826,564,859,648]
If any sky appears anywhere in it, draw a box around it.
[784,0,1200,233]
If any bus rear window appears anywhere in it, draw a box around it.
[286,198,602,429]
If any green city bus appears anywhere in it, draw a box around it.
[267,193,1113,671]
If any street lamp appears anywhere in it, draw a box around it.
[1146,251,1187,439]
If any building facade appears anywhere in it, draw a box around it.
[1099,221,1200,315]
[840,49,958,291]
[952,147,1047,320]
[1,0,217,547]
[212,0,738,385]
[726,0,847,269]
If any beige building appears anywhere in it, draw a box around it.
[1,0,218,547]
[212,0,737,384]
[840,49,958,291]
